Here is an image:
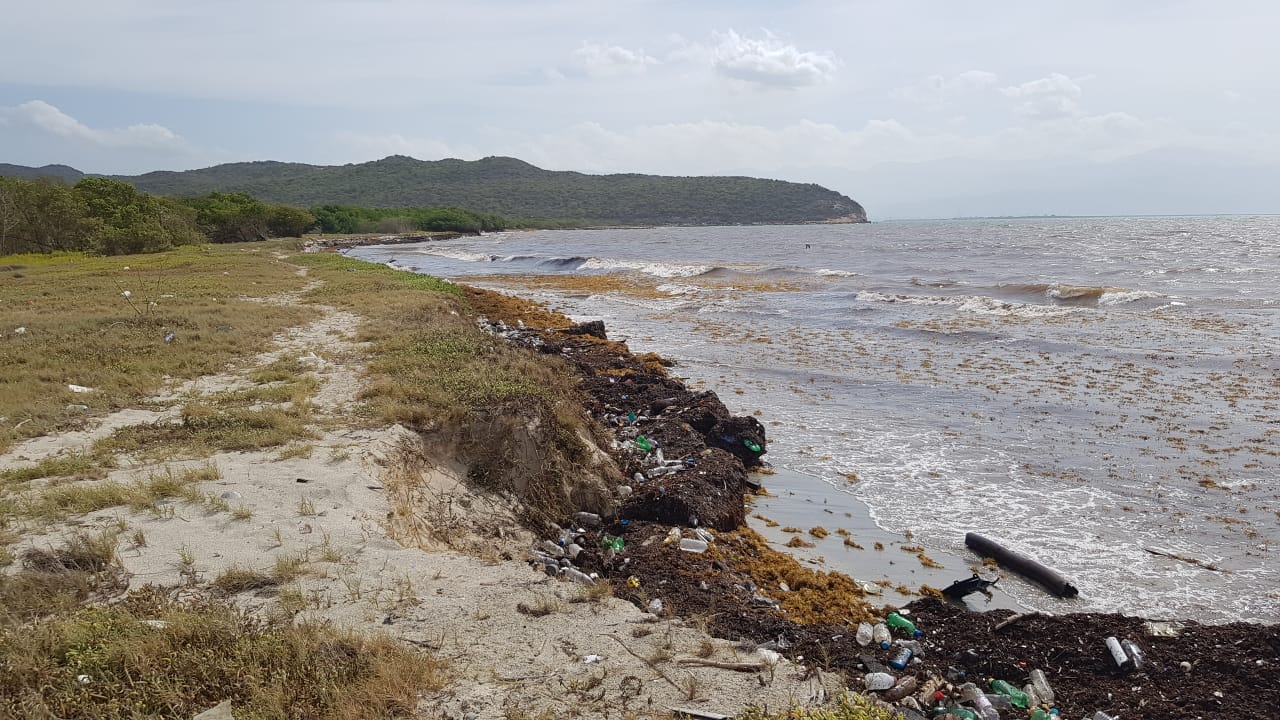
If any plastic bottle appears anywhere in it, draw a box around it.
[1028,668,1055,706]
[1028,710,1052,720]
[970,693,1001,720]
[863,672,896,691]
[886,611,924,638]
[872,622,891,649]
[678,538,708,553]
[855,622,873,646]
[1104,636,1131,670]
[563,568,595,585]
[957,684,999,720]
[884,675,918,702]
[635,436,654,452]
[572,511,602,528]
[988,679,1029,708]
[889,646,913,670]
[1120,639,1145,670]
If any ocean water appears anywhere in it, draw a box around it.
[350,217,1280,623]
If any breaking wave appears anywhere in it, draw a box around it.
[856,290,1083,318]
[993,283,1164,307]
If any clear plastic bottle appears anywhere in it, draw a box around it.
[1121,639,1146,670]
[855,622,873,646]
[1028,668,1056,706]
[678,538,708,553]
[872,622,891,648]
[957,683,1000,720]
[863,672,895,691]
[1105,636,1131,670]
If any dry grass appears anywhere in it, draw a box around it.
[0,588,447,720]
[96,403,316,460]
[516,596,563,617]
[0,452,115,488]
[0,530,124,625]
[0,244,315,453]
[13,464,219,524]
[211,565,280,596]
[738,693,903,719]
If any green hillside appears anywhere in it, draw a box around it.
[1,156,866,225]
[0,163,84,183]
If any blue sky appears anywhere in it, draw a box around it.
[2,0,1277,218]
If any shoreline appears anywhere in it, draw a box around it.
[461,279,1280,719]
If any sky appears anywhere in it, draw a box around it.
[1,0,1277,218]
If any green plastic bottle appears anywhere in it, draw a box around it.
[635,436,654,452]
[1029,709,1052,720]
[989,678,1029,708]
[886,611,924,637]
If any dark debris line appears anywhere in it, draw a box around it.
[493,316,1279,720]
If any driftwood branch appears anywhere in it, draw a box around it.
[995,611,1042,631]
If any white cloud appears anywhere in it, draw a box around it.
[3,100,185,150]
[1000,73,1084,120]
[571,43,659,77]
[709,30,839,89]
[893,70,999,106]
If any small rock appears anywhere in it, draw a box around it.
[220,491,242,500]
[192,700,234,720]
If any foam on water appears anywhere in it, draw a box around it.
[579,257,715,278]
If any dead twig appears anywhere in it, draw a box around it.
[606,634,683,692]
[1145,547,1228,573]
[675,658,766,672]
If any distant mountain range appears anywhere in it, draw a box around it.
[0,156,866,226]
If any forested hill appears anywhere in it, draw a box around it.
[1,156,867,225]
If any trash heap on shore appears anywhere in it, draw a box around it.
[470,294,1279,720]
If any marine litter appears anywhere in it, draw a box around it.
[465,286,1280,719]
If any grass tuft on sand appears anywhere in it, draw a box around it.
[0,586,446,720]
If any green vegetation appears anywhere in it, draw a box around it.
[3,155,867,226]
[310,203,505,234]
[182,191,315,243]
[0,177,202,255]
[0,178,317,256]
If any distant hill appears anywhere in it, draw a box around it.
[0,163,84,183]
[1,156,866,225]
